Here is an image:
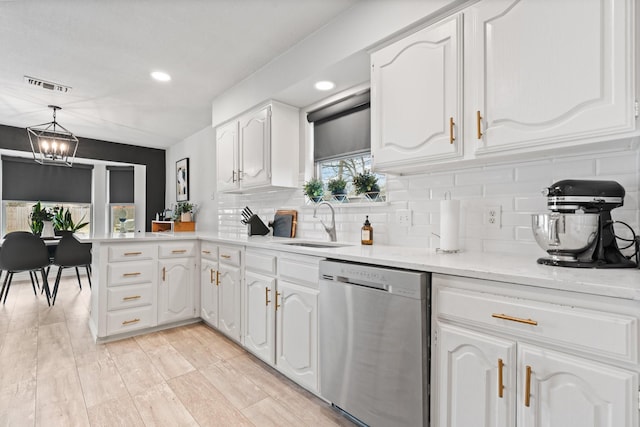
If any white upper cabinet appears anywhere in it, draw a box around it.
[468,0,636,154]
[371,14,463,171]
[216,101,299,193]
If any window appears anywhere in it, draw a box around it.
[308,89,385,201]
[3,200,91,235]
[108,166,135,233]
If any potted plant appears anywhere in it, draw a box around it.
[174,202,194,222]
[29,201,53,236]
[353,171,380,200]
[327,177,348,202]
[52,206,89,233]
[303,178,324,203]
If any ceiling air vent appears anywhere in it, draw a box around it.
[23,76,72,93]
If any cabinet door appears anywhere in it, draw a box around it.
[518,343,638,427]
[158,259,194,324]
[434,323,516,427]
[216,120,239,192]
[276,280,318,391]
[200,258,218,327]
[467,0,635,153]
[371,14,463,170]
[218,262,241,342]
[239,106,271,189]
[244,271,275,364]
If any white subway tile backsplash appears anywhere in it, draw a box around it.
[219,146,640,256]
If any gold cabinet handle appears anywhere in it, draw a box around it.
[122,272,141,277]
[449,116,455,144]
[216,271,220,286]
[275,291,281,311]
[492,313,538,326]
[171,249,187,254]
[524,365,532,407]
[476,110,483,139]
[237,169,242,181]
[210,268,215,284]
[265,287,271,306]
[162,267,166,281]
[122,318,140,325]
[123,295,141,301]
[232,170,237,183]
[124,251,142,256]
[202,250,211,254]
[498,358,504,398]
[220,254,231,259]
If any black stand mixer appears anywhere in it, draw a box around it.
[532,180,639,268]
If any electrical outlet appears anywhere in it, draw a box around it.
[484,205,501,229]
[396,209,412,226]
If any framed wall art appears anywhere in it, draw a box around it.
[176,158,189,202]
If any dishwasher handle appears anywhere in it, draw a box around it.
[322,274,389,291]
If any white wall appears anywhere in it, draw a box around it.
[166,126,217,232]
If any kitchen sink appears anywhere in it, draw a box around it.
[278,241,352,248]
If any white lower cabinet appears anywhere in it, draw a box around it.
[244,249,320,392]
[199,242,243,343]
[432,274,639,427]
[158,258,194,324]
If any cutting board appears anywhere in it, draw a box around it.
[271,210,297,238]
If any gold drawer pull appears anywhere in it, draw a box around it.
[476,110,483,139]
[171,249,187,254]
[524,365,532,407]
[202,250,211,254]
[123,295,141,301]
[124,251,142,256]
[498,358,504,398]
[220,254,231,259]
[162,267,166,281]
[216,271,220,286]
[492,313,538,326]
[122,272,141,277]
[265,287,271,306]
[122,318,140,325]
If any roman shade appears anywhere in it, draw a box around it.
[2,155,93,203]
[107,166,134,204]
[308,90,370,161]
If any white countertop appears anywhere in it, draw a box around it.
[81,232,640,301]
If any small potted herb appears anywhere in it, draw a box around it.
[174,202,194,222]
[303,178,324,203]
[327,177,348,202]
[353,171,380,200]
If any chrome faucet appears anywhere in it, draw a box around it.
[313,201,337,242]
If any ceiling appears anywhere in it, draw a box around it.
[0,0,362,149]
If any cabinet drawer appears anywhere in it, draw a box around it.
[108,262,154,286]
[106,305,155,336]
[200,242,218,261]
[108,245,155,262]
[219,245,241,266]
[107,283,153,310]
[436,285,638,362]
[278,254,320,289]
[246,250,276,276]
[159,242,196,258]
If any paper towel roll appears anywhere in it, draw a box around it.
[440,199,460,251]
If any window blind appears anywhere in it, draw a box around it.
[107,166,134,204]
[2,156,93,203]
[308,90,370,161]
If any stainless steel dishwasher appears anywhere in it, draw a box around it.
[319,259,430,427]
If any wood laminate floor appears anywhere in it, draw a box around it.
[0,276,355,426]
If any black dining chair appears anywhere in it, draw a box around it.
[50,232,92,305]
[0,231,52,305]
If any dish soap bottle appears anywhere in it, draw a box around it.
[361,216,373,245]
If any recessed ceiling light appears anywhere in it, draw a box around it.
[151,71,171,82]
[314,80,335,91]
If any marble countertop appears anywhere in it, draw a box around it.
[80,232,640,301]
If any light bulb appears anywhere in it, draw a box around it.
[60,143,67,153]
[41,140,49,152]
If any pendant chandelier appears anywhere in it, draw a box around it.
[27,105,78,167]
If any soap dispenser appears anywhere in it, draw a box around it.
[361,215,373,245]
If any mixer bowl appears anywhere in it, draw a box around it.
[531,213,599,255]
